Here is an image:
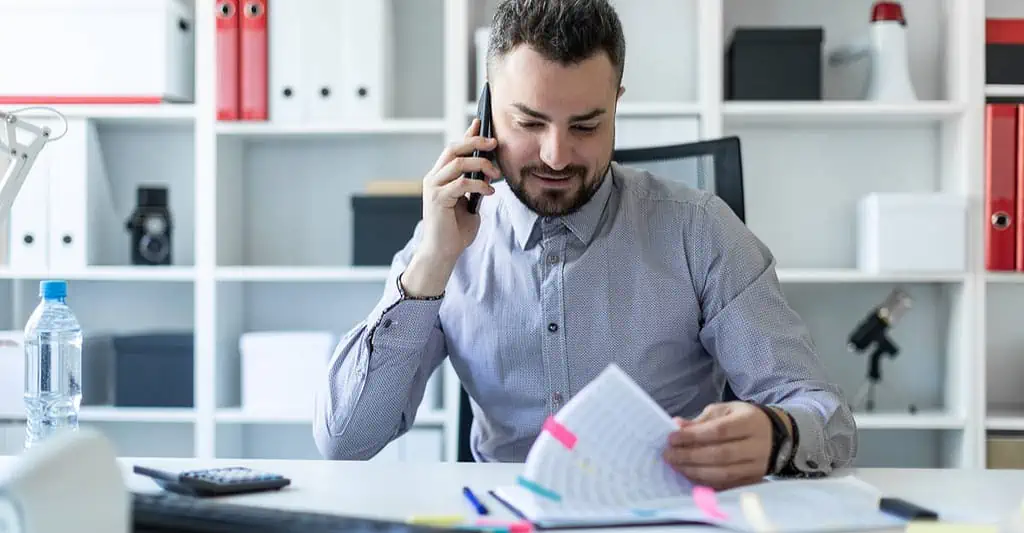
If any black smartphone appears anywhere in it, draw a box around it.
[467,81,494,214]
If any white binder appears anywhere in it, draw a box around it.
[269,0,393,123]
[304,0,347,123]
[337,0,393,120]
[47,119,115,270]
[8,123,50,272]
[268,0,309,123]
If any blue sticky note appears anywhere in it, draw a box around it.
[516,476,562,502]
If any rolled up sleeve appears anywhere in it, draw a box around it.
[690,194,857,475]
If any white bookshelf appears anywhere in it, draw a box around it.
[775,269,968,284]
[6,103,197,125]
[0,0,1011,469]
[215,118,448,138]
[984,85,1024,99]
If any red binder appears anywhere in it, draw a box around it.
[240,0,268,121]
[986,103,1018,271]
[1017,105,1024,271]
[215,0,240,121]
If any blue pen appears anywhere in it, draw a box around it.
[463,486,490,515]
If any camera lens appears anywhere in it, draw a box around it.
[139,234,170,264]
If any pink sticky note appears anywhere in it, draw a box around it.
[542,416,577,450]
[693,485,729,521]
[475,519,534,533]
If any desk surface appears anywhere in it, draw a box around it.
[4,456,1024,532]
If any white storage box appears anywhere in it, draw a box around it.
[857,193,967,272]
[240,331,336,418]
[0,0,194,103]
[0,331,24,419]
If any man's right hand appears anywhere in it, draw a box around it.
[400,118,500,298]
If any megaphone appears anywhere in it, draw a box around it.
[0,428,129,533]
[829,1,918,102]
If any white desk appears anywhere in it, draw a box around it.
[4,456,1024,532]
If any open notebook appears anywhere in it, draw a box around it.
[489,364,908,532]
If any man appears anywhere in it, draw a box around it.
[314,0,856,490]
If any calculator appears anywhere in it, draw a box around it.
[133,465,292,497]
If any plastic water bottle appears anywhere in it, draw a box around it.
[23,280,83,449]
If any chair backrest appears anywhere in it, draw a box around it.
[456,136,747,461]
[611,136,745,223]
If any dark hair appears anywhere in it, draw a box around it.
[487,0,626,86]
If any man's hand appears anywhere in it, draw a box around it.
[400,118,500,297]
[663,402,785,490]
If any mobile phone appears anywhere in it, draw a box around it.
[467,81,494,214]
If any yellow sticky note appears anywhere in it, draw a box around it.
[740,492,773,533]
[904,522,998,533]
[407,515,466,526]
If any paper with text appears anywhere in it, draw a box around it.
[519,364,693,515]
[493,363,911,532]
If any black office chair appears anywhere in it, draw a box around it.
[456,136,747,462]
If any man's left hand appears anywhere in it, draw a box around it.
[662,402,782,490]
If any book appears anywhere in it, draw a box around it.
[488,364,908,532]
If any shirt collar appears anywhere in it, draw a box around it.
[500,164,615,250]
[562,165,613,246]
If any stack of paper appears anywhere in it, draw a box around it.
[490,364,908,532]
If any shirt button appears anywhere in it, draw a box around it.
[806,460,818,469]
[382,318,392,328]
[547,254,559,264]
[552,392,563,404]
[547,323,558,332]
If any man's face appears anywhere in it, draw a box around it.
[490,46,623,217]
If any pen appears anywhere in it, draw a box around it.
[463,486,490,515]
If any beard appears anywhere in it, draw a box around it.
[505,160,609,218]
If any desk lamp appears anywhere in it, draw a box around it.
[848,287,918,414]
[1,107,65,220]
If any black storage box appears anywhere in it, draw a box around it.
[986,19,1024,85]
[352,195,422,266]
[112,332,194,408]
[81,335,115,406]
[726,27,824,100]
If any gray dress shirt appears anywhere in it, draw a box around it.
[314,162,856,475]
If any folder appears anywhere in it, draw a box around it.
[299,0,393,123]
[240,0,268,121]
[489,364,906,532]
[985,103,1018,271]
[305,0,346,123]
[1017,105,1024,271]
[47,120,116,271]
[337,0,394,120]
[216,0,240,121]
[268,0,307,123]
[8,129,49,271]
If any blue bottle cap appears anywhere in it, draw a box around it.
[39,280,67,300]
